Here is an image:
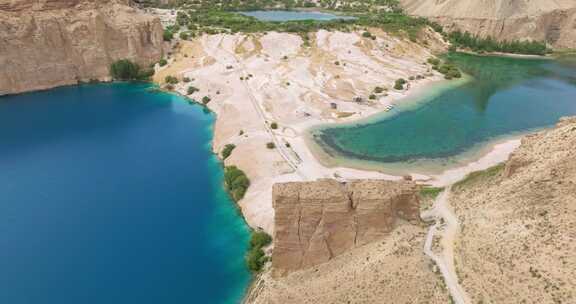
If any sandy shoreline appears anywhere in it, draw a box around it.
[151,22,526,237]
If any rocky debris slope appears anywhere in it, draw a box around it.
[247,223,451,304]
[0,0,164,95]
[400,0,576,49]
[247,180,448,304]
[272,179,421,274]
[451,117,576,303]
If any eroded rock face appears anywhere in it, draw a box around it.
[0,0,164,95]
[272,179,420,274]
[400,0,576,49]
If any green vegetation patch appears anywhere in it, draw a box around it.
[145,0,431,41]
[221,144,236,160]
[453,163,505,189]
[110,59,154,81]
[419,186,444,200]
[224,165,250,201]
[447,30,548,56]
[246,230,272,272]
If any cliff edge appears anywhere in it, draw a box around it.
[0,0,164,95]
[248,179,450,304]
[272,179,421,274]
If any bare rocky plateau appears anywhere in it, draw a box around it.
[400,0,576,49]
[0,0,164,95]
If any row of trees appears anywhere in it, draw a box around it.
[109,60,154,81]
[447,30,548,55]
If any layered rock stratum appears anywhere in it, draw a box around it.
[271,179,421,274]
[400,0,576,49]
[0,0,164,95]
[451,117,576,303]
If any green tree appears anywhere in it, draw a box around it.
[110,59,140,80]
[221,144,236,159]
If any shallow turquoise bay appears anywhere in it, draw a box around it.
[310,53,576,172]
[0,83,251,304]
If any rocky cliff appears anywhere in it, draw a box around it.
[272,179,420,274]
[450,117,576,303]
[400,0,576,49]
[248,179,449,304]
[0,0,164,95]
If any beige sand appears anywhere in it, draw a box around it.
[154,28,449,233]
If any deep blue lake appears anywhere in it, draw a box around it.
[0,83,251,304]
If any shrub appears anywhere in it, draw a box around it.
[246,230,272,272]
[183,77,191,83]
[394,78,406,90]
[427,58,441,66]
[246,247,267,272]
[179,32,189,40]
[224,166,250,201]
[221,144,236,160]
[266,142,275,149]
[110,59,140,80]
[202,96,211,104]
[187,86,199,95]
[270,122,278,129]
[163,29,174,41]
[165,75,179,84]
[165,84,174,90]
[362,31,372,38]
[374,86,384,94]
[250,231,272,248]
[369,94,377,100]
[159,59,168,67]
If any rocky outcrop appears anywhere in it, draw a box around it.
[400,0,576,49]
[0,0,164,95]
[272,179,420,274]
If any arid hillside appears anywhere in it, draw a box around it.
[451,117,576,303]
[0,0,164,95]
[400,0,576,48]
[248,179,450,304]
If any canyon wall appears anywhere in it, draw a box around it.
[400,0,576,49]
[0,0,164,95]
[272,179,421,274]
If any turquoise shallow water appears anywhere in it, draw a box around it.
[239,10,355,21]
[310,53,576,173]
[0,83,251,304]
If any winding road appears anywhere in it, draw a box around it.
[422,187,471,304]
[208,35,308,180]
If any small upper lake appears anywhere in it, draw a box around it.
[239,10,355,21]
[309,53,576,173]
[0,83,250,304]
